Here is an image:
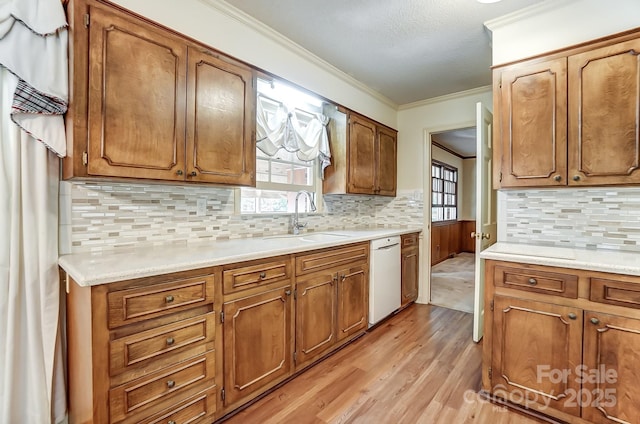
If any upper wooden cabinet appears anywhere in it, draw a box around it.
[568,38,640,186]
[65,0,256,186]
[186,47,255,185]
[497,58,567,187]
[324,109,397,196]
[494,30,640,188]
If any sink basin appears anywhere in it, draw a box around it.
[299,233,349,243]
[263,232,349,243]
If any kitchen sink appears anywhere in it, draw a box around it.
[263,232,349,242]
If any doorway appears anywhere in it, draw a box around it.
[428,127,477,313]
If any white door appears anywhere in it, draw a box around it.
[473,102,497,342]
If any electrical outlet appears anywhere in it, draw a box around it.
[196,198,207,216]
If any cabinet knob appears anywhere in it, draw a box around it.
[285,289,292,296]
[567,312,577,320]
[554,175,562,182]
[190,171,197,177]
[573,175,581,181]
[527,278,537,286]
[590,317,600,325]
[341,274,346,282]
[259,272,266,279]
[166,337,175,346]
[176,169,183,176]
[168,421,176,424]
[166,380,175,389]
[165,295,174,303]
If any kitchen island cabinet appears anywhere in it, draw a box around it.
[493,28,640,188]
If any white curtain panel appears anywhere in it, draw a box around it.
[0,67,63,423]
[256,95,332,175]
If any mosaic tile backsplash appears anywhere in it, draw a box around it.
[61,181,424,254]
[504,187,640,251]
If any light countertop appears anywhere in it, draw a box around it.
[59,227,422,287]
[480,242,640,277]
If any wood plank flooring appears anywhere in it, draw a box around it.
[220,304,545,424]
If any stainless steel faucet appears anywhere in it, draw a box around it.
[291,190,317,235]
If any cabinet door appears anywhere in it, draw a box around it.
[295,272,337,367]
[582,311,640,423]
[498,58,567,187]
[376,126,397,196]
[491,296,582,416]
[401,248,419,306]
[87,6,186,180]
[337,264,368,341]
[223,286,292,406]
[347,114,377,194]
[568,38,640,185]
[186,48,256,186]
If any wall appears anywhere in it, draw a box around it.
[396,87,492,192]
[489,0,640,250]
[108,0,397,128]
[461,158,476,220]
[487,0,640,65]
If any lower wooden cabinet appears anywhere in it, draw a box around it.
[337,263,369,341]
[582,311,640,423]
[491,296,582,416]
[66,269,219,424]
[295,271,337,367]
[294,243,370,369]
[401,233,419,306]
[222,284,293,408]
[484,260,640,423]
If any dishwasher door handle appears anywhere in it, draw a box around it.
[376,243,399,250]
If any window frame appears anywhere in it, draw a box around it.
[431,160,458,223]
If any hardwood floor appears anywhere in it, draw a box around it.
[220,304,545,424]
[431,253,475,313]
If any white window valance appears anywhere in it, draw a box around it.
[256,94,331,177]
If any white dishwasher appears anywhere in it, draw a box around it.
[369,236,401,327]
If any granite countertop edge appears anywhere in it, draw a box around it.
[60,227,423,287]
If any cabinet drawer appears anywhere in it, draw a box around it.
[137,386,217,424]
[494,265,578,298]
[110,313,215,378]
[223,257,291,294]
[295,243,369,276]
[110,351,215,423]
[108,275,214,328]
[590,278,640,309]
[401,233,419,250]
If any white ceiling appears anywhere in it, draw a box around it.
[223,0,546,105]
[432,127,477,158]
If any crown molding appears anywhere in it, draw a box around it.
[484,0,577,32]
[198,0,399,110]
[398,85,491,110]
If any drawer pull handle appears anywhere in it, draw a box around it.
[166,337,175,346]
[567,313,577,320]
[259,272,266,279]
[527,278,537,286]
[165,295,174,303]
[590,317,600,325]
[167,380,176,389]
